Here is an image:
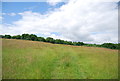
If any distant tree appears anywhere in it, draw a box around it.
[55,39,65,44]
[116,44,119,49]
[46,37,55,43]
[0,35,4,38]
[12,36,16,39]
[21,34,30,40]
[16,35,21,39]
[76,42,84,46]
[12,35,21,39]
[67,41,73,45]
[63,41,73,45]
[73,42,78,46]
[29,34,37,41]
[63,41,68,45]
[84,43,97,47]
[55,39,61,44]
[4,35,11,39]
[101,43,118,49]
[1,33,119,50]
[60,40,65,44]
[37,37,46,42]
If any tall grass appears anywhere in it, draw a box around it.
[2,39,118,79]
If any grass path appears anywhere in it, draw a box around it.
[2,39,118,79]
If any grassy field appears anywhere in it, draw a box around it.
[2,39,118,79]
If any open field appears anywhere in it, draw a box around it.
[2,39,118,79]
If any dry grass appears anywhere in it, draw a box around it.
[2,39,118,79]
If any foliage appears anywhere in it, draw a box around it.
[4,35,11,39]
[29,34,37,41]
[101,43,119,49]
[37,37,46,42]
[21,34,31,40]
[0,34,119,49]
[12,35,21,39]
[46,37,55,43]
[0,35,4,38]
[73,42,84,46]
[55,39,64,44]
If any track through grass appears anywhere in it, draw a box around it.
[2,39,118,79]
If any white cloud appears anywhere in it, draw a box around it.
[1,1,118,44]
[3,0,119,2]
[2,13,6,15]
[2,13,16,16]
[46,0,65,6]
[8,13,16,16]
[0,16,3,20]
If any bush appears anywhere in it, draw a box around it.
[4,35,11,39]
[46,37,55,43]
[37,37,46,42]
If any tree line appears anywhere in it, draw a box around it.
[0,34,119,49]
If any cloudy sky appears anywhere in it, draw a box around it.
[1,0,119,44]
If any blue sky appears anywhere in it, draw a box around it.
[2,2,65,24]
[1,1,118,43]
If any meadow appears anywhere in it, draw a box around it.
[2,39,118,79]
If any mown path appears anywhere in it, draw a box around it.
[2,39,118,79]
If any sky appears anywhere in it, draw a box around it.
[1,0,119,44]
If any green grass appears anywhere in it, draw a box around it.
[2,39,118,79]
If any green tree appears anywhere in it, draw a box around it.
[46,37,55,43]
[73,42,77,46]
[4,35,11,39]
[12,35,21,39]
[55,39,65,44]
[102,43,117,49]
[29,34,37,41]
[67,41,73,45]
[0,35,4,38]
[63,41,73,45]
[21,34,30,40]
[37,37,46,42]
[76,42,84,46]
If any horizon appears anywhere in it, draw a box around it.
[1,34,119,44]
